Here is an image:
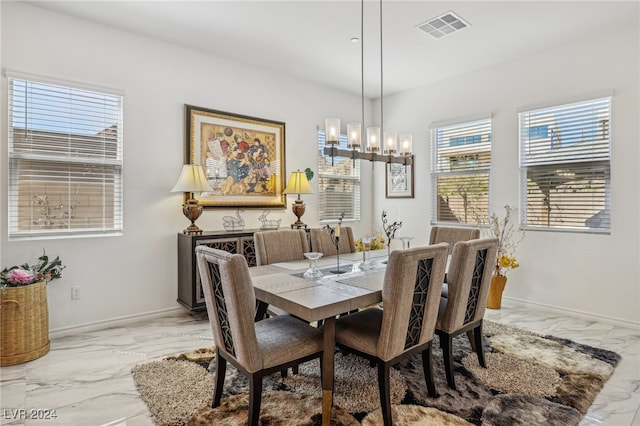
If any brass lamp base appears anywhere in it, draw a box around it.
[182,199,204,235]
[290,200,307,229]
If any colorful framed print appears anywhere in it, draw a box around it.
[385,163,414,198]
[185,105,286,208]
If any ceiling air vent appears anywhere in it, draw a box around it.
[417,11,470,39]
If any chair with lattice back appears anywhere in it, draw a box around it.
[334,243,449,426]
[434,237,499,390]
[195,246,323,426]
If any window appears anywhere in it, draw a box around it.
[317,131,360,222]
[529,125,549,139]
[450,134,483,146]
[431,117,491,224]
[519,97,611,232]
[8,73,124,239]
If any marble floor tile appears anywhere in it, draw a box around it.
[632,406,640,425]
[583,383,640,426]
[0,301,638,426]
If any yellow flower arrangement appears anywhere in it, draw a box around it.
[499,254,519,271]
[489,205,525,277]
[354,235,386,252]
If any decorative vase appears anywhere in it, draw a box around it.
[0,281,50,366]
[487,274,507,309]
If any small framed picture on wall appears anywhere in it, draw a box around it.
[385,163,414,198]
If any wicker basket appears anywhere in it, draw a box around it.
[0,281,50,366]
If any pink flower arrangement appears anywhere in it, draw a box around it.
[1,250,65,288]
[4,268,36,285]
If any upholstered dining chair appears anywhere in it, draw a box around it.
[430,226,481,288]
[310,226,356,255]
[253,228,309,321]
[428,226,480,255]
[435,237,499,391]
[334,243,450,426]
[195,246,323,426]
[254,229,309,266]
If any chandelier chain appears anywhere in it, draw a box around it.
[361,0,365,128]
[379,0,384,133]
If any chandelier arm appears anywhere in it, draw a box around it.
[323,146,412,165]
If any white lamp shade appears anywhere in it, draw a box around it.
[325,118,341,144]
[171,164,214,193]
[384,131,397,154]
[347,122,362,149]
[283,170,313,195]
[400,133,413,155]
[367,127,381,151]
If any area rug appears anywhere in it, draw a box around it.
[131,321,620,425]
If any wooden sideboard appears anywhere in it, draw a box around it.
[178,228,314,312]
[177,229,260,312]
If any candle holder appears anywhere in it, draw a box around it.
[323,225,343,274]
[359,236,374,270]
[398,236,415,249]
[303,252,324,280]
[323,213,345,274]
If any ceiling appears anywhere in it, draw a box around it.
[23,1,639,99]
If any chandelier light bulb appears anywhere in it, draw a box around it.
[400,133,413,156]
[347,122,362,149]
[384,131,397,155]
[325,118,340,145]
[367,127,380,152]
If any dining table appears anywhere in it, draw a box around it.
[249,249,389,426]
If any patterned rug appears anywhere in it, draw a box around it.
[131,321,620,425]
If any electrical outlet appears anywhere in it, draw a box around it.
[71,286,81,300]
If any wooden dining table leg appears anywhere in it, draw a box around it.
[254,300,268,322]
[321,315,336,426]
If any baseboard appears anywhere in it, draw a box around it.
[503,296,640,329]
[49,306,185,339]
[48,297,638,340]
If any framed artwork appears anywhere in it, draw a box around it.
[385,163,414,198]
[185,105,286,208]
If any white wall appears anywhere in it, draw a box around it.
[2,2,638,331]
[0,2,375,333]
[374,23,640,324]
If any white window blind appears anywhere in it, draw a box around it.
[8,74,124,239]
[431,117,491,224]
[317,131,360,222]
[519,97,611,232]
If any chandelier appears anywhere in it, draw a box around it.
[324,0,413,168]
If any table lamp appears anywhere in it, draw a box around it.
[171,164,214,235]
[283,169,313,229]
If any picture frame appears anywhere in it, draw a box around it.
[385,163,414,198]
[185,105,286,208]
